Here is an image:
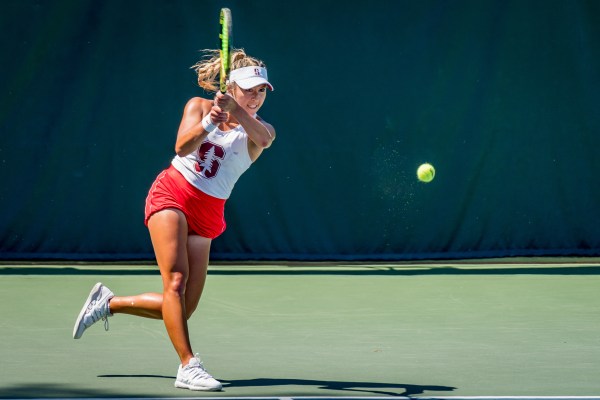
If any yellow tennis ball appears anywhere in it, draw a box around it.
[417,163,435,183]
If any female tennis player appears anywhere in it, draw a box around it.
[72,49,275,392]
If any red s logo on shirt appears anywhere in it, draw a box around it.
[195,141,225,179]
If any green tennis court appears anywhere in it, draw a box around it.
[1,259,599,399]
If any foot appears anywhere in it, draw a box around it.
[72,282,114,339]
[175,356,222,391]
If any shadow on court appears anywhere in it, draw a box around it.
[0,377,455,398]
[94,375,456,397]
[0,381,454,399]
[0,383,157,399]
[219,378,456,397]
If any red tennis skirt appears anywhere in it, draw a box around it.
[144,165,226,239]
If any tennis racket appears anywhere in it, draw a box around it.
[219,8,232,93]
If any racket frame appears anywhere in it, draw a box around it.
[219,8,232,93]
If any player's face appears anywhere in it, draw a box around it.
[234,84,267,114]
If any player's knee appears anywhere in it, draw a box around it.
[164,271,187,297]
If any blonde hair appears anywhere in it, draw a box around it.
[191,48,266,93]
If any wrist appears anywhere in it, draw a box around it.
[201,114,218,133]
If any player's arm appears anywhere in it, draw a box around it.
[214,92,276,159]
[230,104,276,149]
[245,117,275,161]
[175,97,223,157]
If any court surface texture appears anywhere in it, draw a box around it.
[1,258,599,399]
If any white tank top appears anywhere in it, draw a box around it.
[171,125,253,199]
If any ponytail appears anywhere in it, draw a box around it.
[191,48,266,93]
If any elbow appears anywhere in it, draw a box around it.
[174,141,182,156]
[257,131,275,149]
[175,144,189,157]
[175,138,195,157]
[258,138,272,149]
[256,124,275,149]
[175,146,183,157]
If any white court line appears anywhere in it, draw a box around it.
[14,396,600,400]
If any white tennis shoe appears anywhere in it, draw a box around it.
[175,356,222,391]
[72,282,114,339]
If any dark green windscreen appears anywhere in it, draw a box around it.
[1,0,599,260]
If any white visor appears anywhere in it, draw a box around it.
[229,66,274,91]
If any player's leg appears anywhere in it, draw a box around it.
[73,221,213,334]
[169,231,221,391]
[147,208,220,391]
[91,234,210,321]
[73,283,165,338]
[183,234,211,319]
[108,292,163,319]
[146,208,194,364]
[71,207,182,338]
[90,236,209,320]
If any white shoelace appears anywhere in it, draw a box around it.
[86,300,110,331]
[185,360,213,380]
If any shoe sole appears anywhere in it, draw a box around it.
[175,381,222,391]
[72,282,103,339]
